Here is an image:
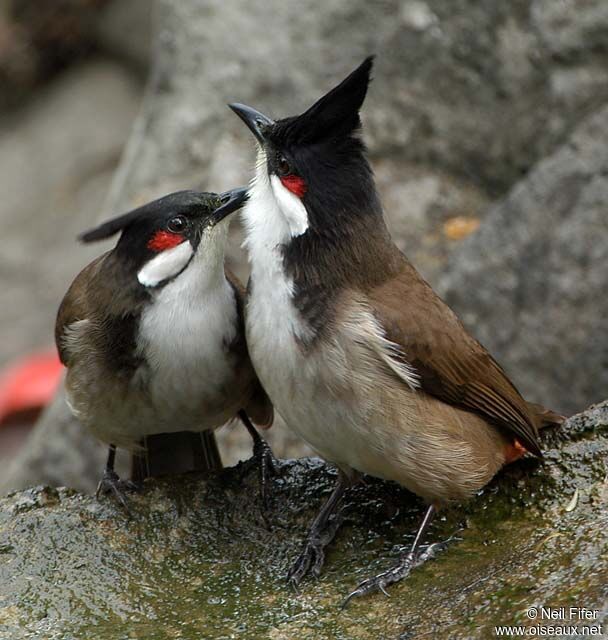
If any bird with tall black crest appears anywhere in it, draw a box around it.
[228,57,563,603]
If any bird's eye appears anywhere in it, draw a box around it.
[277,154,291,176]
[167,216,187,233]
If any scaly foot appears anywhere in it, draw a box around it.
[95,468,139,515]
[251,433,278,509]
[341,540,448,607]
[287,509,345,588]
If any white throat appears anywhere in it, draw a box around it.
[136,219,237,405]
[138,221,229,292]
[241,149,309,255]
[137,241,193,288]
[241,148,313,347]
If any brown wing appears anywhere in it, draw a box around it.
[55,254,107,365]
[368,258,543,456]
[225,268,274,428]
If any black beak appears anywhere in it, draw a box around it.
[228,103,274,145]
[209,187,249,225]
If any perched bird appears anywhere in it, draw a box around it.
[228,58,563,602]
[55,188,274,510]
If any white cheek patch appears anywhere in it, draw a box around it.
[270,174,309,237]
[137,241,194,287]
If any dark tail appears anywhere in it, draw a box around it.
[528,402,567,430]
[131,430,223,483]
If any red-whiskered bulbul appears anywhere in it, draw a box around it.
[228,58,564,603]
[55,189,275,511]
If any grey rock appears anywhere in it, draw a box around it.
[0,401,606,639]
[531,0,608,58]
[104,0,608,203]
[96,0,153,72]
[0,388,109,496]
[0,0,115,110]
[0,60,142,367]
[438,106,608,417]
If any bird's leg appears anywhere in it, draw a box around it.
[96,444,139,514]
[342,504,440,607]
[238,409,278,506]
[287,470,354,587]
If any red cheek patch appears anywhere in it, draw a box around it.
[147,230,185,252]
[280,174,307,198]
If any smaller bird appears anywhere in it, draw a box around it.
[55,188,274,510]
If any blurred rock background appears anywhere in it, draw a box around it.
[0,0,606,493]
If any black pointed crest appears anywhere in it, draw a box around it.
[80,208,146,243]
[79,191,214,243]
[276,56,374,145]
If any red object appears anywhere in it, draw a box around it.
[504,439,528,464]
[147,230,184,252]
[280,174,307,198]
[0,351,63,424]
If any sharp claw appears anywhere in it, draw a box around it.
[340,539,451,606]
[340,589,360,609]
[287,475,350,590]
[123,479,141,492]
[341,577,383,608]
[262,446,278,477]
[111,488,132,518]
[96,469,137,516]
[311,558,324,579]
[288,576,300,593]
[286,539,323,586]
[287,520,344,586]
[286,560,301,584]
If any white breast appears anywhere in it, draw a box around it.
[135,226,239,430]
[241,149,423,478]
[241,149,313,393]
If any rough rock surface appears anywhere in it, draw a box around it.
[120,0,608,196]
[439,106,608,417]
[0,402,606,639]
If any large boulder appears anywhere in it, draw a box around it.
[0,402,606,639]
[121,0,608,194]
[438,105,608,417]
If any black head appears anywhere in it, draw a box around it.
[229,57,381,237]
[80,188,247,288]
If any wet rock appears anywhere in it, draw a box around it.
[438,105,608,417]
[0,402,606,639]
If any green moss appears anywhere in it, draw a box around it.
[1,403,607,639]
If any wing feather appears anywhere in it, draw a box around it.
[367,258,543,456]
